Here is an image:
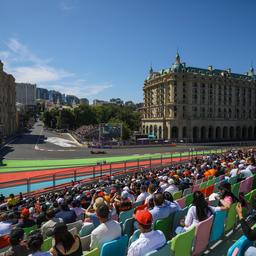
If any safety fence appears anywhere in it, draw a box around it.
[0,146,254,196]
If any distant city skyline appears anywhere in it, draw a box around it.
[1,0,256,102]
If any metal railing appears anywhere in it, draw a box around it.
[0,145,254,195]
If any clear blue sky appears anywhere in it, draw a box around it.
[0,0,255,103]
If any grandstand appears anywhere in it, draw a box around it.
[73,123,122,146]
[0,148,256,255]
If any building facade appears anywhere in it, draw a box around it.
[142,54,256,142]
[36,87,49,100]
[16,83,37,106]
[0,61,17,138]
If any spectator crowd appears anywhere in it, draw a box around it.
[0,148,256,256]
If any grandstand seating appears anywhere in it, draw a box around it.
[100,235,128,256]
[2,150,256,256]
[227,235,254,256]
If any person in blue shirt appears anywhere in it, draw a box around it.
[150,192,180,223]
[55,202,76,224]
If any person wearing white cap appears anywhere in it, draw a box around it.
[122,187,135,203]
[238,163,253,179]
[160,176,169,191]
[164,179,179,194]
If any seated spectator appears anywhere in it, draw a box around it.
[41,209,63,238]
[128,209,166,256]
[217,182,238,209]
[150,192,178,222]
[7,213,18,225]
[144,183,156,204]
[55,202,76,224]
[122,187,135,203]
[236,202,256,256]
[7,194,18,209]
[0,213,12,236]
[71,200,85,219]
[36,204,48,228]
[159,176,169,191]
[3,227,30,256]
[85,196,107,228]
[238,163,253,179]
[176,191,225,234]
[163,192,181,212]
[48,223,82,256]
[17,208,36,229]
[164,179,179,194]
[135,185,149,203]
[90,204,121,251]
[112,191,132,215]
[27,231,51,256]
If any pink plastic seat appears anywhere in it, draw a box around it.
[239,179,248,194]
[193,215,214,256]
[176,197,185,208]
[192,184,200,193]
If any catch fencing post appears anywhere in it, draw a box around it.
[93,166,95,178]
[27,179,30,194]
[137,159,139,169]
[161,154,163,166]
[74,170,77,182]
[124,161,127,174]
[53,174,56,188]
[150,157,152,169]
[180,152,181,161]
[110,163,112,176]
[100,164,103,177]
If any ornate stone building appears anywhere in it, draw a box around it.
[142,54,256,142]
[0,61,16,139]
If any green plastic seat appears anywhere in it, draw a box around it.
[169,226,196,256]
[83,248,99,256]
[225,203,237,233]
[41,237,52,252]
[185,193,193,207]
[206,179,215,187]
[24,225,37,235]
[199,181,208,190]
[153,212,175,240]
[173,191,182,200]
[229,176,237,185]
[145,243,171,256]
[231,183,240,198]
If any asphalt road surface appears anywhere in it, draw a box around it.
[0,122,233,160]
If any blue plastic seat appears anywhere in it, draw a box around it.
[119,208,134,224]
[100,235,128,256]
[209,211,227,243]
[227,235,253,256]
[123,217,135,238]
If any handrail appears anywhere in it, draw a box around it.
[0,146,255,195]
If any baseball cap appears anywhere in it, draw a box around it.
[21,208,29,217]
[135,209,152,226]
[93,197,106,211]
[121,191,129,199]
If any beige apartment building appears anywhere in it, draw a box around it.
[142,54,256,142]
[0,61,16,138]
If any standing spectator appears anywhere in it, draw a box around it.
[128,209,166,256]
